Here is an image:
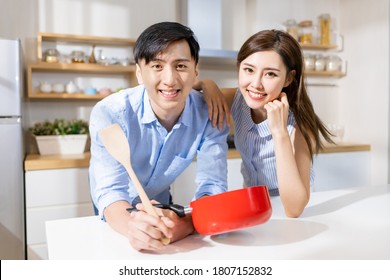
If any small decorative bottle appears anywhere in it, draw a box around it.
[89,45,96,64]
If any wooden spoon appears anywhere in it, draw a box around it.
[99,123,170,245]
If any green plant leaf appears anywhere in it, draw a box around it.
[30,119,89,136]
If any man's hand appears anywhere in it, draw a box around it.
[135,203,195,245]
[126,205,174,251]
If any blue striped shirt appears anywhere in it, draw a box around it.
[231,89,314,196]
[89,85,229,218]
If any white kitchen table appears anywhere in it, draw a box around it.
[46,185,390,260]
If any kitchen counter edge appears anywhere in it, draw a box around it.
[24,143,371,171]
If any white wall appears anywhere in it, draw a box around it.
[37,0,178,38]
[339,0,389,185]
[229,0,390,185]
[26,0,180,134]
[1,0,388,185]
[0,0,38,63]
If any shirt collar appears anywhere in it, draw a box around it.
[141,89,157,125]
[178,96,191,127]
[241,98,259,132]
[255,110,296,137]
[255,120,271,137]
[239,93,270,137]
[140,87,191,128]
[254,110,295,138]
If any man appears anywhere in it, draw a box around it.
[89,22,229,251]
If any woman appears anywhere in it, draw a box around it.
[199,29,334,217]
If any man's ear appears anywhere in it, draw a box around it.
[284,70,296,87]
[195,64,199,78]
[193,64,199,83]
[136,64,143,84]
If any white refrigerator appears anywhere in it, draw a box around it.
[0,37,25,259]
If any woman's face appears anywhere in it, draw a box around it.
[238,50,292,112]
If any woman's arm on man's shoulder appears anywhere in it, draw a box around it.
[193,80,235,130]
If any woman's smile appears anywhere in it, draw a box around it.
[246,88,267,101]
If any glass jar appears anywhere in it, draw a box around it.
[304,54,315,71]
[284,19,298,41]
[319,14,331,45]
[298,20,313,44]
[326,55,342,71]
[315,54,326,71]
[43,49,60,63]
[71,51,86,63]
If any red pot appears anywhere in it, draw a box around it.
[127,186,272,235]
[189,185,272,235]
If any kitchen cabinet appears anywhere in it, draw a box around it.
[24,154,94,260]
[312,150,371,191]
[27,32,137,100]
[171,158,244,206]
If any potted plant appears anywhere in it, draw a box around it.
[30,119,89,155]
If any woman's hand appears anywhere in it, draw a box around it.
[264,92,289,138]
[193,80,230,130]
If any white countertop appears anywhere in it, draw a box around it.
[46,185,390,260]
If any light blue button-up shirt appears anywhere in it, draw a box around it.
[89,85,229,218]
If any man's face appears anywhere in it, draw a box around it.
[136,40,198,120]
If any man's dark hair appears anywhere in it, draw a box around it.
[134,21,200,64]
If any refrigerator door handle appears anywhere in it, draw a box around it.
[0,116,21,124]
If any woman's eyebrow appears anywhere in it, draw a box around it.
[242,62,281,72]
[263,67,281,72]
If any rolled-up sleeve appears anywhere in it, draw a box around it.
[89,100,131,219]
[194,121,229,199]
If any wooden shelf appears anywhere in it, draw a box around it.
[27,63,135,100]
[28,62,136,74]
[300,36,346,78]
[300,43,338,50]
[319,143,371,154]
[305,70,346,77]
[27,92,111,101]
[28,32,137,100]
[37,32,135,60]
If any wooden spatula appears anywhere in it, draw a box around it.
[99,123,170,245]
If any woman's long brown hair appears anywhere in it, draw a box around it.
[237,29,334,160]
